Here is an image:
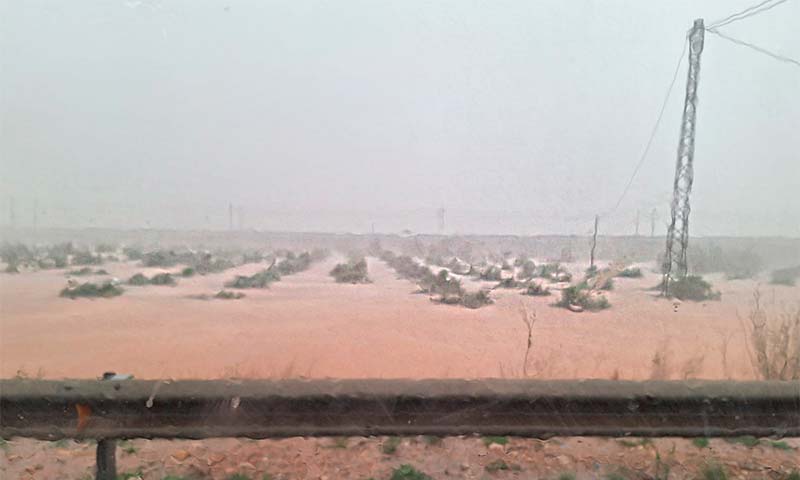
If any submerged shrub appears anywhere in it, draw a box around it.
[617,267,643,278]
[226,268,281,289]
[330,258,370,284]
[128,273,150,286]
[770,266,800,286]
[667,275,720,301]
[557,285,610,311]
[61,281,123,299]
[215,290,245,300]
[149,273,176,286]
[524,282,551,296]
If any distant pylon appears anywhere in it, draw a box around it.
[663,19,705,295]
[650,208,657,237]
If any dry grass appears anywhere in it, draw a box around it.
[742,289,800,380]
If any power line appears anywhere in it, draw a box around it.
[707,28,800,68]
[603,35,689,218]
[707,0,792,29]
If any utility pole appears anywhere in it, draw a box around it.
[663,19,705,296]
[590,215,599,269]
[650,208,657,237]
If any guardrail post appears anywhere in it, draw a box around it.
[96,438,116,480]
[95,372,128,480]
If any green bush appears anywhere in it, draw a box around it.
[61,281,123,299]
[494,278,523,289]
[479,265,503,281]
[330,258,370,284]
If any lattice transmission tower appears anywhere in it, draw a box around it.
[663,19,705,296]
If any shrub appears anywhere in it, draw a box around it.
[524,282,551,296]
[330,258,370,284]
[95,243,117,253]
[494,277,523,289]
[617,267,643,278]
[215,290,245,300]
[667,275,720,301]
[181,267,196,277]
[67,267,94,276]
[771,266,800,286]
[276,252,312,275]
[226,268,281,289]
[141,250,180,267]
[428,269,464,297]
[461,289,493,309]
[382,436,401,454]
[557,285,610,311]
[479,265,503,281]
[128,273,150,285]
[150,273,176,286]
[61,281,123,299]
[95,269,109,275]
[72,251,103,266]
[517,259,537,280]
[122,246,144,260]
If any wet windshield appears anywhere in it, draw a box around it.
[1,1,798,479]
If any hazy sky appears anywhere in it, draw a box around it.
[1,0,798,236]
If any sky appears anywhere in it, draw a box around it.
[1,0,798,236]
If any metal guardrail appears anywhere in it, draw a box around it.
[2,378,799,479]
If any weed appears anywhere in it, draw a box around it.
[51,439,69,448]
[382,436,401,454]
[117,471,143,480]
[700,464,727,480]
[482,436,508,446]
[744,289,800,380]
[422,435,442,446]
[328,437,348,449]
[0,437,8,450]
[769,440,793,450]
[485,459,519,473]
[724,436,760,447]
[390,465,432,480]
[557,474,576,480]
[692,438,710,448]
[228,475,251,480]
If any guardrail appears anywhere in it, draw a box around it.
[2,378,799,479]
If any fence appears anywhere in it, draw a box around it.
[1,378,799,479]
